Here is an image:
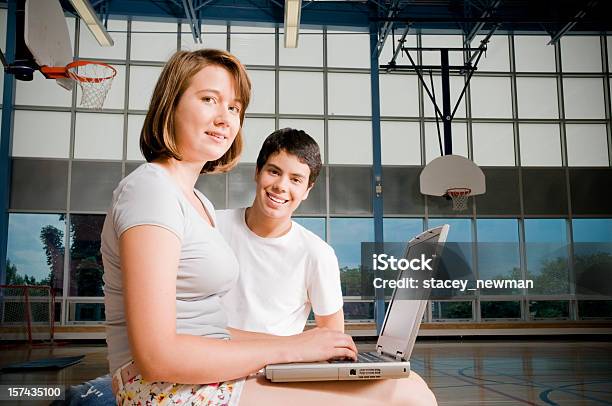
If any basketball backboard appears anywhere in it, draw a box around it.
[420,154,486,196]
[24,0,74,89]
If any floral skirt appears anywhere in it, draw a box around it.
[116,375,244,406]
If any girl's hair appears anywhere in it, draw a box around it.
[140,49,251,173]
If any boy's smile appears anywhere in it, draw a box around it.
[266,191,288,206]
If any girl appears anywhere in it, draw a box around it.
[101,49,357,405]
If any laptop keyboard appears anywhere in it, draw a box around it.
[329,352,390,364]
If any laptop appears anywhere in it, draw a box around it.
[265,225,449,382]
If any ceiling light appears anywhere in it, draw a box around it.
[284,0,302,48]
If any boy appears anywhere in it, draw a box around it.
[218,128,344,335]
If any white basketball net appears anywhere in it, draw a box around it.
[447,188,471,211]
[67,63,116,109]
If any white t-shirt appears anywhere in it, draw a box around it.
[101,164,238,374]
[217,208,343,336]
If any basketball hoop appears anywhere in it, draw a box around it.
[41,61,117,109]
[420,155,485,211]
[67,61,116,109]
[446,188,471,211]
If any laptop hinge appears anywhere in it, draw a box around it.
[378,346,406,361]
[395,351,406,361]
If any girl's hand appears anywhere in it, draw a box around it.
[282,327,358,363]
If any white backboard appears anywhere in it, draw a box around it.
[24,0,73,89]
[420,154,486,196]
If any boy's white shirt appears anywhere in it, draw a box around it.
[217,208,343,336]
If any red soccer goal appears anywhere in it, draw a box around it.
[0,285,55,343]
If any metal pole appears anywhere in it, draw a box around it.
[0,0,17,285]
[370,23,385,334]
[440,49,452,155]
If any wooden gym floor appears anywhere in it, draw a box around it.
[0,339,611,405]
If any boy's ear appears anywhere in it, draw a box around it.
[254,167,260,182]
[302,183,314,201]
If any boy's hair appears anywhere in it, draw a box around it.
[140,49,251,173]
[256,128,322,186]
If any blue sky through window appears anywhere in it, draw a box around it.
[477,219,521,293]
[383,218,424,242]
[7,213,65,283]
[329,218,374,269]
[293,217,326,240]
[524,219,569,294]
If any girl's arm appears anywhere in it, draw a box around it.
[121,225,357,384]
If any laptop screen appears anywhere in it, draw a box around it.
[379,232,442,341]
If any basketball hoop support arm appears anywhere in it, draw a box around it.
[380,26,497,156]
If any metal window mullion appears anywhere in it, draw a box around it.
[566,218,577,320]
[461,32,474,172]
[465,52,474,162]
[527,294,574,301]
[472,217,479,304]
[226,22,230,52]
[277,114,327,120]
[469,32,479,219]
[425,301,431,323]
[176,21,181,52]
[276,66,324,73]
[508,34,529,320]
[518,218,528,322]
[602,35,612,166]
[554,40,579,321]
[61,17,81,326]
[520,289,527,321]
[556,42,568,168]
[463,33,479,318]
[510,34,521,168]
[0,0,17,288]
[323,26,331,243]
[560,37,601,323]
[469,299,475,322]
[124,60,165,68]
[275,25,279,131]
[327,213,374,219]
[509,36,527,223]
[556,40,579,319]
[416,34,427,167]
[123,19,133,178]
[416,34,429,223]
[8,208,74,214]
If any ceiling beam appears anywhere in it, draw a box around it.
[383,24,409,68]
[181,0,202,43]
[547,0,598,45]
[464,0,501,47]
[375,0,402,58]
